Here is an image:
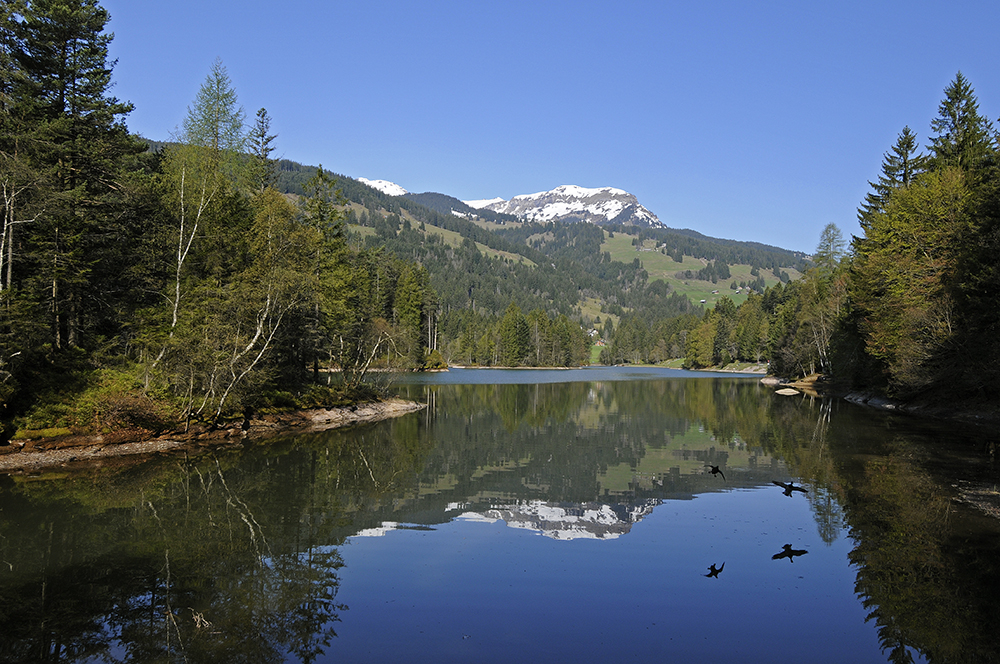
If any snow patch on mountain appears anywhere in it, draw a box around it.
[358,178,407,196]
[464,197,505,209]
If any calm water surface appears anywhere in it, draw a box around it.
[1,367,999,663]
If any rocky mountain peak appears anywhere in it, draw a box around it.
[466,184,663,227]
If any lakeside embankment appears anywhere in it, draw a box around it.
[0,398,426,474]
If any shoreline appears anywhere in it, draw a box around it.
[446,363,769,374]
[0,398,426,475]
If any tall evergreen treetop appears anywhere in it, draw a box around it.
[182,57,245,154]
[928,72,995,172]
[248,107,277,192]
[813,223,845,275]
[11,0,131,125]
[858,126,927,230]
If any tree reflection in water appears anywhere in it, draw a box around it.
[756,388,1000,663]
[1,373,999,663]
[401,375,1000,663]
[0,434,409,663]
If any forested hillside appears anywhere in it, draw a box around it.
[268,156,808,363]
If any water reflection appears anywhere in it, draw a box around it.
[0,372,997,662]
[772,543,810,562]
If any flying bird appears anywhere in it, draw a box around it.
[705,465,725,480]
[772,480,808,497]
[704,562,725,578]
[772,544,808,562]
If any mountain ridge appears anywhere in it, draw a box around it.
[355,177,665,229]
[468,184,664,228]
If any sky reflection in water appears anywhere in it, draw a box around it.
[7,369,996,662]
[337,488,878,664]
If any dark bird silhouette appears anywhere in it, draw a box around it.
[772,544,808,562]
[704,562,725,578]
[772,480,808,497]
[705,465,725,480]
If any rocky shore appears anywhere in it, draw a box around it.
[0,398,426,474]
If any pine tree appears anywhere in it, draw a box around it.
[248,107,277,193]
[497,302,529,366]
[858,126,927,230]
[6,0,141,349]
[928,72,996,173]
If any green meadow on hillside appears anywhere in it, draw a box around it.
[601,231,800,306]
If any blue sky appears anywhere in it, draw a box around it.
[102,0,1000,253]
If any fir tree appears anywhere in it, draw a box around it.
[858,126,926,230]
[928,72,995,173]
[7,0,141,349]
[248,107,277,192]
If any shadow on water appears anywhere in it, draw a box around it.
[0,371,998,662]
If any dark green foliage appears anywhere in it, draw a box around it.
[858,126,928,231]
[928,72,996,174]
[759,72,1000,406]
[403,191,519,225]
[595,223,808,273]
[248,107,277,192]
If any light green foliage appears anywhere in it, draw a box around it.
[182,57,246,155]
[858,127,927,230]
[813,223,845,276]
[683,314,714,369]
[851,168,969,392]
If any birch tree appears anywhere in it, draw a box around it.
[155,59,246,355]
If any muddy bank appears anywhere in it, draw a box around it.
[0,398,426,474]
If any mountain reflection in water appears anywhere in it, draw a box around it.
[1,369,998,663]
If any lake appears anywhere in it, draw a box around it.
[1,367,998,663]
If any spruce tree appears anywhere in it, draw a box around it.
[857,126,927,230]
[248,107,277,193]
[6,0,141,349]
[928,72,996,173]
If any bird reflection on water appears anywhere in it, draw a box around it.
[772,544,808,562]
[772,480,808,497]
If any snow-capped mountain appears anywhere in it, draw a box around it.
[474,499,660,540]
[358,177,407,196]
[348,499,659,542]
[465,185,663,228]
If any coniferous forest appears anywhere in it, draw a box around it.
[2,1,998,443]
